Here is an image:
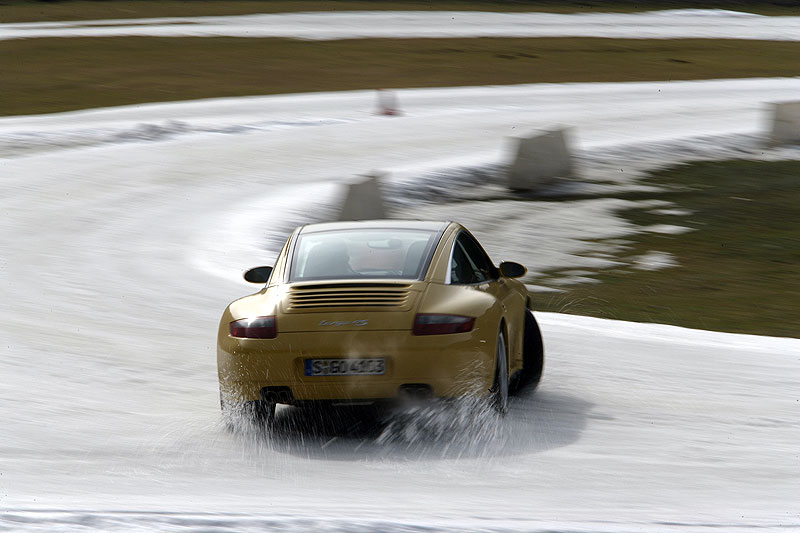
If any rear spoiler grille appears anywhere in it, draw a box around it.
[288,283,412,310]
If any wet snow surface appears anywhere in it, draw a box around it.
[3,9,800,41]
[2,75,800,531]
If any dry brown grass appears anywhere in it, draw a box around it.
[4,36,800,116]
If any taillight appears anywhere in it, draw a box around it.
[229,316,277,339]
[413,314,475,335]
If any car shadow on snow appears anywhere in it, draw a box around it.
[228,386,594,461]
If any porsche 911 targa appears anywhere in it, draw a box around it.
[217,220,543,423]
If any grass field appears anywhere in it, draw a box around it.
[2,0,799,23]
[534,160,800,338]
[4,37,800,116]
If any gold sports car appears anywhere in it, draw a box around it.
[217,220,544,423]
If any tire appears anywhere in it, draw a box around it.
[518,310,545,393]
[490,328,509,415]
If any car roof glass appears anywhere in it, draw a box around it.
[288,227,442,282]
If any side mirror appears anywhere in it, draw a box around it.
[243,266,273,284]
[499,261,526,279]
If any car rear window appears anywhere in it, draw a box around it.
[289,228,440,281]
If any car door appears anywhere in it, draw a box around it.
[449,232,523,370]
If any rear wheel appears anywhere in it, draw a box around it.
[490,328,509,415]
[515,310,544,393]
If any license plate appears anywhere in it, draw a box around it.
[304,358,386,376]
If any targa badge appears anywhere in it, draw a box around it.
[319,319,368,327]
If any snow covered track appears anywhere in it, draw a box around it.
[2,79,800,531]
[4,77,800,160]
[3,9,800,42]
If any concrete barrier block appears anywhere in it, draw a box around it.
[375,89,401,116]
[769,101,800,146]
[338,173,388,221]
[508,128,573,191]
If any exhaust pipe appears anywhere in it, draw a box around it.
[262,387,294,404]
[264,391,278,402]
[399,384,433,400]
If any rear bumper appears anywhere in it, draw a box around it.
[217,329,495,403]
